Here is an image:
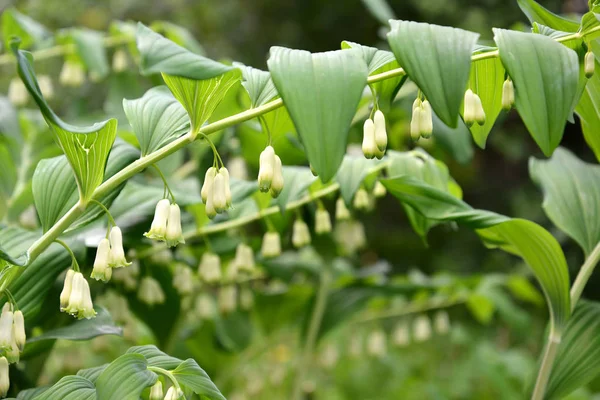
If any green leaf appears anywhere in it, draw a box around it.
[464,55,506,148]
[126,345,181,369]
[467,293,496,324]
[77,365,108,383]
[70,29,110,81]
[575,59,600,161]
[544,300,600,399]
[492,29,579,156]
[382,176,571,332]
[150,21,206,55]
[234,63,278,107]
[12,43,117,201]
[529,147,600,256]
[335,155,380,206]
[95,354,157,400]
[172,359,226,400]
[123,86,189,156]
[1,8,52,50]
[267,46,368,182]
[32,376,95,400]
[387,20,479,127]
[28,307,122,343]
[162,70,241,134]
[136,23,233,80]
[16,386,48,399]
[516,0,580,32]
[274,166,317,212]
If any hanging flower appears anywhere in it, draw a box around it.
[164,387,183,400]
[145,198,171,240]
[172,264,195,295]
[12,311,25,352]
[60,270,75,312]
[0,309,13,351]
[362,118,377,159]
[227,156,248,180]
[59,60,85,87]
[413,314,432,342]
[270,155,284,198]
[64,272,96,319]
[232,243,255,274]
[218,285,237,314]
[392,321,410,347]
[165,204,185,248]
[419,100,433,139]
[258,146,276,192]
[410,98,423,141]
[91,238,112,282]
[240,286,254,310]
[8,78,28,106]
[261,232,282,258]
[366,329,387,357]
[137,277,165,306]
[0,357,8,397]
[292,218,311,248]
[198,252,222,284]
[373,181,387,198]
[353,188,370,210]
[112,49,129,73]
[315,208,332,234]
[586,50,596,78]
[434,310,450,335]
[335,197,351,221]
[109,227,131,268]
[195,294,216,320]
[502,79,515,110]
[373,110,387,152]
[149,381,163,400]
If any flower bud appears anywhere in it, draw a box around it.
[227,156,248,180]
[109,227,131,268]
[172,264,195,295]
[586,50,595,78]
[38,75,54,100]
[434,310,450,335]
[145,199,171,240]
[362,118,377,159]
[353,188,370,211]
[373,181,387,198]
[315,208,332,234]
[12,310,25,352]
[205,190,217,219]
[8,78,28,106]
[112,49,129,73]
[65,273,96,319]
[138,277,165,306]
[413,314,432,342]
[0,357,8,397]
[196,294,216,320]
[420,100,433,138]
[392,321,410,347]
[165,204,185,248]
[233,243,255,274]
[292,219,311,248]
[334,220,367,254]
[0,310,13,350]
[59,60,85,87]
[164,386,182,400]
[220,167,233,207]
[212,172,228,213]
[1,305,10,314]
[149,381,163,400]
[60,270,75,311]
[261,232,281,258]
[218,285,237,314]
[472,91,486,126]
[373,110,387,152]
[258,146,276,192]
[410,104,422,141]
[501,79,515,111]
[198,253,222,284]
[463,89,476,127]
[91,238,112,282]
[335,197,351,221]
[270,155,284,198]
[367,329,387,357]
[201,167,217,204]
[240,286,254,310]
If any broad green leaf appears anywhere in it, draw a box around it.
[123,86,189,156]
[430,110,474,165]
[516,0,580,32]
[1,8,52,50]
[172,358,226,400]
[492,29,579,156]
[580,7,600,40]
[27,307,122,343]
[267,46,368,182]
[162,70,241,134]
[335,155,380,206]
[575,59,600,161]
[95,354,157,400]
[12,43,117,201]
[387,21,479,127]
[529,147,600,256]
[33,376,95,400]
[382,176,571,332]
[32,140,138,232]
[15,387,48,399]
[77,365,108,383]
[126,345,181,369]
[544,300,600,399]
[341,41,406,111]
[234,63,278,107]
[150,21,205,55]
[136,23,233,80]
[464,55,505,148]
[274,166,317,212]
[70,29,110,81]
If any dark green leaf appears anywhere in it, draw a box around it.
[274,166,317,212]
[77,365,108,383]
[95,354,157,400]
[516,0,580,32]
[335,155,380,206]
[234,63,278,107]
[32,376,95,400]
[576,58,600,161]
[172,359,226,400]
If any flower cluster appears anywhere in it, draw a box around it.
[463,89,486,127]
[410,98,433,141]
[91,227,131,282]
[258,146,284,197]
[145,199,185,247]
[362,110,387,159]
[201,167,232,218]
[0,304,26,380]
[60,270,96,319]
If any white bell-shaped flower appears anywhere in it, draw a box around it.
[212,171,228,213]
[149,381,163,400]
[586,50,596,78]
[145,199,171,240]
[233,243,255,274]
[0,309,13,350]
[362,118,377,159]
[218,285,237,314]
[413,314,432,342]
[334,220,367,255]
[112,49,129,72]
[472,91,486,125]
[13,310,26,352]
[270,155,284,198]
[420,100,433,138]
[366,329,387,357]
[392,321,410,347]
[227,156,248,180]
[261,232,281,258]
[0,357,8,397]
[434,310,450,335]
[220,167,233,207]
[463,89,476,126]
[59,60,85,87]
[258,146,276,192]
[166,203,185,248]
[65,272,96,319]
[373,110,387,152]
[292,219,311,248]
[38,75,54,100]
[172,264,195,295]
[60,270,75,311]
[196,294,216,320]
[201,167,217,204]
[240,286,254,310]
[335,197,351,221]
[353,188,370,211]
[373,181,387,198]
[8,78,28,106]
[198,253,222,284]
[410,98,423,141]
[319,344,339,369]
[315,209,332,235]
[502,79,515,111]
[109,226,130,268]
[91,238,112,282]
[137,277,165,306]
[5,338,19,364]
[164,387,183,400]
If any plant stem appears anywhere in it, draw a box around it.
[89,199,116,227]
[353,296,467,324]
[151,164,176,203]
[147,366,181,391]
[531,331,561,400]
[570,241,600,310]
[54,239,80,272]
[291,268,331,400]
